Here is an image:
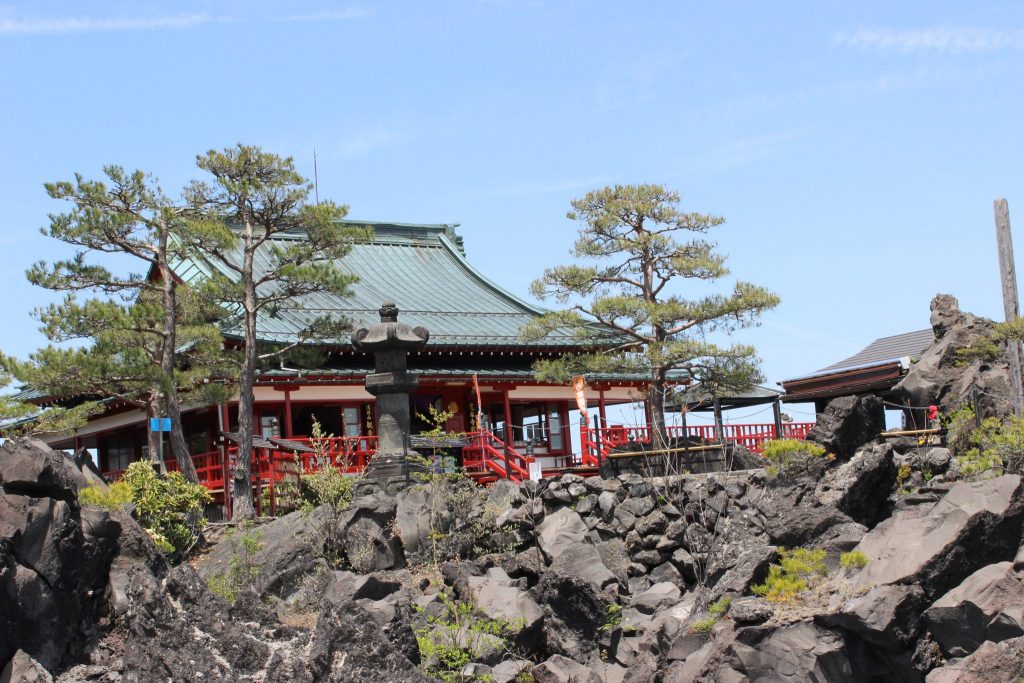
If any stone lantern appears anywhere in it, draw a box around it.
[351,301,429,491]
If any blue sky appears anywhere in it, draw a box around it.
[2,1,1023,422]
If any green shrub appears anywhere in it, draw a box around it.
[599,603,623,632]
[416,592,522,683]
[944,403,1024,479]
[301,465,356,511]
[752,547,828,603]
[79,480,133,509]
[896,463,913,494]
[81,462,210,559]
[206,524,263,604]
[689,616,717,634]
[687,596,731,634]
[761,439,828,477]
[840,550,869,569]
[707,596,731,618]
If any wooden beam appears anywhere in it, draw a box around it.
[995,198,1024,415]
[503,388,513,446]
[713,398,724,442]
[772,398,783,439]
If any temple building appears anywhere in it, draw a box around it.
[33,222,663,482]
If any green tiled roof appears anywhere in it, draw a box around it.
[257,361,689,384]
[174,222,582,349]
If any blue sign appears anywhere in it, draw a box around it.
[149,418,172,432]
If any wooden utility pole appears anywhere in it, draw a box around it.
[994,198,1024,415]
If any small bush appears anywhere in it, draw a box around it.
[689,616,717,634]
[301,465,356,512]
[82,462,210,559]
[707,596,731,618]
[207,524,263,604]
[840,550,869,569]
[123,462,211,557]
[761,439,828,477]
[752,547,828,603]
[599,603,623,633]
[949,410,1024,479]
[416,592,522,683]
[79,480,133,509]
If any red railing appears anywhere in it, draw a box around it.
[583,421,817,463]
[461,430,535,483]
[101,420,816,511]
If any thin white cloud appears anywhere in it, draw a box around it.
[691,131,805,174]
[0,12,227,35]
[0,7,372,36]
[834,26,1024,53]
[281,8,376,22]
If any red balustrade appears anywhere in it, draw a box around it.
[461,430,534,483]
[99,420,816,513]
[584,421,817,461]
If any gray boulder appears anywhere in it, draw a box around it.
[668,621,860,682]
[532,544,615,660]
[301,589,430,682]
[0,445,122,674]
[728,597,772,624]
[814,443,897,526]
[894,294,1014,420]
[532,654,602,683]
[466,567,545,651]
[0,650,53,683]
[806,395,885,459]
[0,439,89,502]
[195,507,331,599]
[853,475,1024,598]
[923,561,1024,657]
[337,493,405,572]
[122,564,280,681]
[926,635,1024,683]
[825,584,926,652]
[395,484,434,565]
[537,508,588,563]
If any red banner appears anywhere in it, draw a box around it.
[573,375,589,426]
[472,373,483,431]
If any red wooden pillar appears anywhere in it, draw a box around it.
[284,388,294,438]
[503,387,513,446]
[220,402,232,520]
[598,388,608,427]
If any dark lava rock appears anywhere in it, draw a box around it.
[806,395,885,459]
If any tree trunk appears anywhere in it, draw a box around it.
[158,255,200,484]
[649,371,669,451]
[231,232,258,520]
[145,398,164,472]
[167,395,198,483]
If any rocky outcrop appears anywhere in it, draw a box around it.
[814,442,897,526]
[195,506,330,600]
[7,317,1024,683]
[894,293,1013,418]
[806,395,886,459]
[923,561,1024,657]
[853,475,1024,598]
[0,440,123,674]
[925,635,1024,683]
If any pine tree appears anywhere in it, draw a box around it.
[0,353,99,437]
[183,144,368,519]
[523,184,780,448]
[24,167,229,482]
